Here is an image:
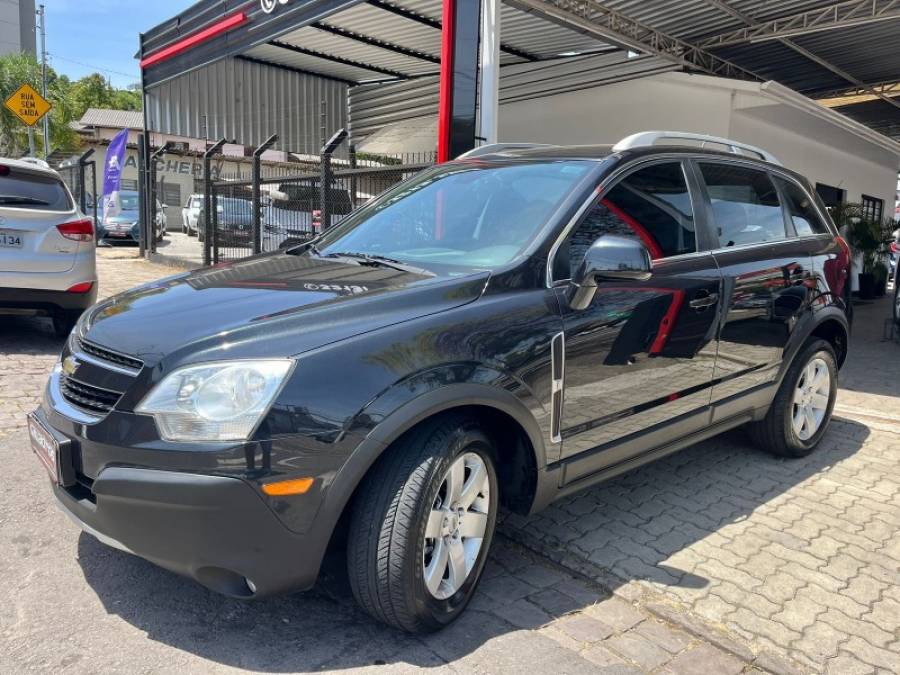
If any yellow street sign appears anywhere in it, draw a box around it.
[4,83,52,127]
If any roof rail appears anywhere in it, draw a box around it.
[613,131,781,165]
[457,143,555,159]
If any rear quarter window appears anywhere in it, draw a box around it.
[0,167,73,211]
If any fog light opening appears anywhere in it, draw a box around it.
[245,578,257,594]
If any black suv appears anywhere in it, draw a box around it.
[30,133,851,633]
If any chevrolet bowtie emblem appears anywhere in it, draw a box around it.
[62,355,80,377]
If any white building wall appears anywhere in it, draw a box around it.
[498,72,899,214]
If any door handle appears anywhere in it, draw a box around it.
[689,292,719,310]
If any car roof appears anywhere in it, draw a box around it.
[0,157,59,175]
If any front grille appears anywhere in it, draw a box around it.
[59,374,122,415]
[78,338,144,371]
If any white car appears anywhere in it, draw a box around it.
[0,158,97,337]
[182,194,203,236]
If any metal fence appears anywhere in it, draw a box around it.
[56,150,99,231]
[204,131,434,264]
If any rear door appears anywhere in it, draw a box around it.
[694,160,815,417]
[552,159,723,476]
[0,164,79,273]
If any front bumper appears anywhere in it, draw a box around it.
[99,223,140,242]
[52,465,322,598]
[34,404,328,598]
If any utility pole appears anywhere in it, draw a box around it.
[37,5,49,158]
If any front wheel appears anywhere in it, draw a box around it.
[748,339,837,458]
[347,416,498,633]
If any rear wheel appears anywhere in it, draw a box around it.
[347,416,498,633]
[748,339,837,458]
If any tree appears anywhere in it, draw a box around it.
[0,53,142,158]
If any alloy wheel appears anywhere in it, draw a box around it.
[422,452,490,600]
[792,357,831,441]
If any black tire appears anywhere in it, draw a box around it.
[347,415,499,633]
[52,312,79,339]
[748,339,838,458]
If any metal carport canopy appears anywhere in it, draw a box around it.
[139,0,900,143]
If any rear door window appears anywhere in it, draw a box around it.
[774,177,830,236]
[0,167,72,211]
[699,163,786,248]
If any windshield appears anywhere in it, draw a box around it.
[120,192,139,210]
[316,161,592,270]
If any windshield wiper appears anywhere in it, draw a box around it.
[285,241,322,257]
[324,251,430,274]
[0,195,51,206]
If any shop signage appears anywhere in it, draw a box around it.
[261,0,292,14]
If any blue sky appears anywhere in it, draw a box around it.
[45,0,195,88]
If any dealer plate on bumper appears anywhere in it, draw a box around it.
[28,413,60,483]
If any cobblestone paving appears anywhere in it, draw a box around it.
[506,296,900,674]
[0,247,170,442]
[3,250,898,674]
[2,249,778,674]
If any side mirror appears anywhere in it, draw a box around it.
[567,235,652,311]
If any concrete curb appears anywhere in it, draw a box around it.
[147,251,201,271]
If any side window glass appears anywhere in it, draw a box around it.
[699,163,786,247]
[556,162,696,280]
[775,177,829,236]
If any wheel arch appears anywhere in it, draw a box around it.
[316,384,547,563]
[809,316,849,368]
[781,307,849,383]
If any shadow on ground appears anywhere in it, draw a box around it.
[0,314,65,355]
[76,418,868,671]
[503,421,868,593]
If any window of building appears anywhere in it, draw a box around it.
[699,163,786,248]
[861,194,884,222]
[815,183,844,209]
[554,162,696,280]
[121,179,138,191]
[774,177,830,236]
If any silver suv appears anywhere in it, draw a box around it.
[0,158,97,337]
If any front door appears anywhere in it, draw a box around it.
[550,160,723,479]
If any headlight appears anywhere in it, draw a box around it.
[136,360,294,442]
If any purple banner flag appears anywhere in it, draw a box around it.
[101,129,129,222]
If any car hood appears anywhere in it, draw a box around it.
[82,253,490,366]
[104,209,139,224]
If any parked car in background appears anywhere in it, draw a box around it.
[198,197,253,245]
[182,194,203,236]
[893,253,900,328]
[889,225,898,285]
[0,158,96,337]
[34,133,851,633]
[263,185,353,250]
[96,190,166,244]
